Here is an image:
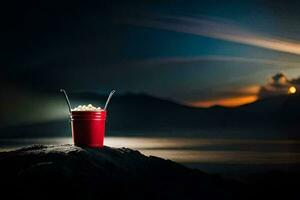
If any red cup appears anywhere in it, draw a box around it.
[71,110,107,148]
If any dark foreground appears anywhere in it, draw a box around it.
[0,145,299,200]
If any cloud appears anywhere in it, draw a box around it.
[131,55,300,69]
[131,55,300,107]
[258,73,299,98]
[270,73,289,86]
[123,14,300,56]
[187,72,300,107]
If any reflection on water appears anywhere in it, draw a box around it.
[1,137,300,166]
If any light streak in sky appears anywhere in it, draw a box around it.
[125,14,300,56]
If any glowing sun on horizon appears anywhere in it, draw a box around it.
[288,86,297,94]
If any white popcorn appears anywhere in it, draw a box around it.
[72,104,102,111]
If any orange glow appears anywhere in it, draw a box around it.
[189,95,258,108]
[288,86,296,94]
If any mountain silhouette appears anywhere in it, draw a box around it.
[1,93,300,138]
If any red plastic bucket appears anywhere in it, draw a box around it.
[71,110,106,148]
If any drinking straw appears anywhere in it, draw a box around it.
[104,90,116,110]
[60,89,72,113]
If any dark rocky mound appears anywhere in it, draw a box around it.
[0,144,244,200]
[1,145,299,200]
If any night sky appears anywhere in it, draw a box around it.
[2,0,300,126]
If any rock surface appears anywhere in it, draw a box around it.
[0,144,244,200]
[1,144,299,200]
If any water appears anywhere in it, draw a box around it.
[1,137,300,176]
